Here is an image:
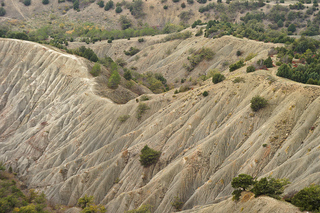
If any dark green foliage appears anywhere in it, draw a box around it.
[23,0,31,6]
[163,31,192,41]
[78,195,94,209]
[251,177,290,199]
[236,50,242,56]
[124,69,132,80]
[202,91,208,96]
[232,174,255,191]
[250,95,268,112]
[90,63,101,77]
[291,185,320,211]
[212,73,225,84]
[118,115,130,123]
[97,0,104,7]
[232,189,242,201]
[73,0,79,10]
[138,38,144,42]
[140,95,150,101]
[124,47,140,56]
[115,6,122,13]
[1,2,4,6]
[163,5,168,9]
[104,0,114,11]
[276,64,292,79]
[181,2,186,8]
[108,39,112,43]
[42,0,49,4]
[126,204,153,213]
[288,24,296,32]
[229,59,245,72]
[187,0,194,3]
[195,28,203,36]
[108,69,121,89]
[68,46,99,62]
[197,0,207,3]
[246,65,256,73]
[277,19,283,28]
[139,145,161,167]
[233,77,245,83]
[173,0,180,2]
[289,2,305,9]
[263,56,273,68]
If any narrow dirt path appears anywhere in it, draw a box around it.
[10,0,29,21]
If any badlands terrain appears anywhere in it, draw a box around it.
[1,33,320,212]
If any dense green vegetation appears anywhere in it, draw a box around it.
[231,174,290,201]
[78,195,106,213]
[212,73,225,84]
[250,95,268,112]
[139,145,161,167]
[291,185,320,211]
[0,164,49,213]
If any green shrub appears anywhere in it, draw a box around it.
[245,53,257,61]
[90,63,101,77]
[229,59,245,72]
[276,64,292,79]
[202,91,208,96]
[263,56,273,68]
[136,103,150,120]
[186,48,215,71]
[42,0,49,4]
[124,69,132,80]
[163,5,168,9]
[212,73,225,84]
[104,0,114,10]
[171,196,184,211]
[115,58,127,67]
[73,0,79,9]
[0,7,4,17]
[181,2,186,7]
[124,47,140,56]
[231,174,255,201]
[118,115,130,123]
[250,95,268,112]
[291,185,320,211]
[139,145,161,167]
[236,50,242,56]
[138,38,144,42]
[187,0,194,4]
[108,69,121,89]
[115,6,122,13]
[251,177,290,199]
[246,65,256,73]
[97,0,104,7]
[108,39,112,43]
[23,0,31,6]
[78,195,94,209]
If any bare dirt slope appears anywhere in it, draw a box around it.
[1,36,320,213]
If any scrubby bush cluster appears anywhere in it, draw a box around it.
[229,59,245,72]
[139,145,161,167]
[124,47,140,56]
[250,95,268,112]
[231,174,290,201]
[67,46,98,62]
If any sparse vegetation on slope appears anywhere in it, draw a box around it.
[139,145,161,167]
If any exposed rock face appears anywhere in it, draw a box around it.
[0,37,319,213]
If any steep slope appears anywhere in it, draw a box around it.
[1,37,320,213]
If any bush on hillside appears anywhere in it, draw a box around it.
[90,63,101,77]
[23,0,31,6]
[139,145,161,167]
[246,65,256,73]
[250,95,268,112]
[0,7,6,16]
[212,73,225,84]
[229,59,245,72]
[251,177,290,199]
[291,185,320,211]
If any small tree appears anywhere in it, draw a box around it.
[42,0,49,4]
[90,63,101,77]
[78,195,94,209]
[108,70,121,89]
[246,65,255,73]
[73,0,79,10]
[288,24,296,32]
[97,0,104,7]
[231,174,255,201]
[104,0,113,10]
[212,73,225,84]
[251,177,290,199]
[139,145,161,167]
[115,6,122,13]
[250,95,268,112]
[124,69,132,80]
[291,185,320,211]
[263,56,273,68]
[0,7,5,16]
[136,103,150,120]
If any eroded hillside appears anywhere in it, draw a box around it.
[0,37,319,213]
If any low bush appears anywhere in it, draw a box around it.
[246,65,256,73]
[139,145,161,167]
[291,185,320,211]
[124,47,140,56]
[212,73,225,84]
[229,59,245,72]
[90,63,101,77]
[202,91,209,96]
[140,95,150,101]
[118,115,130,123]
[23,0,31,6]
[251,177,290,199]
[250,95,268,112]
